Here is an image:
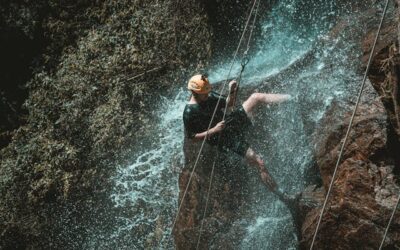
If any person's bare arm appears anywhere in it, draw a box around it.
[263,94,291,103]
[193,121,225,140]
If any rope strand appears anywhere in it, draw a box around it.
[195,151,219,250]
[232,0,260,108]
[194,1,260,247]
[379,193,400,249]
[170,0,259,239]
[309,0,390,248]
[245,0,260,55]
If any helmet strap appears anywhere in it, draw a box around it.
[192,91,199,99]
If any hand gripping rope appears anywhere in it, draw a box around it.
[195,1,260,249]
[166,0,261,247]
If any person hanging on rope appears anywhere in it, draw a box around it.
[182,74,293,203]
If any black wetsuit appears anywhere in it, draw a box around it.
[183,91,252,156]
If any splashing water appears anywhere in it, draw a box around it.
[107,0,381,249]
[109,90,188,248]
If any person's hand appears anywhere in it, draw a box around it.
[229,80,237,94]
[212,121,225,133]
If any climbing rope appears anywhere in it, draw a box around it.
[193,60,247,249]
[379,193,400,249]
[232,0,259,108]
[230,58,249,108]
[309,0,390,249]
[170,0,260,242]
[195,2,261,247]
[195,149,219,250]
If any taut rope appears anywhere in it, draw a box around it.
[379,193,400,249]
[310,0,390,248]
[170,0,260,245]
[195,2,261,248]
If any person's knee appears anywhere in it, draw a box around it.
[246,148,259,161]
[245,148,256,159]
[244,93,257,104]
[243,93,261,114]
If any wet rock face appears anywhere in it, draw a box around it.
[362,10,400,171]
[173,138,251,249]
[297,3,400,248]
[299,81,400,249]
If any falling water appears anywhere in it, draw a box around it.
[109,90,188,248]
[107,0,383,249]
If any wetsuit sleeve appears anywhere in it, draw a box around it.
[183,106,199,139]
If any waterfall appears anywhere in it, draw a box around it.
[109,90,188,248]
[106,0,379,249]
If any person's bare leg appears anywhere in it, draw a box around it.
[245,148,297,206]
[245,148,277,192]
[242,93,291,117]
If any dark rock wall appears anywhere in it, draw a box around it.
[364,2,400,173]
[299,1,400,249]
[203,0,275,62]
[0,0,213,248]
[0,0,106,146]
[300,83,400,249]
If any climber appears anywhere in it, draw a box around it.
[182,74,293,203]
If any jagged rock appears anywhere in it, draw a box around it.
[362,11,400,170]
[299,79,400,249]
[298,3,400,248]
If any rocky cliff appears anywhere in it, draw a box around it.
[1,0,400,249]
[0,0,213,248]
[173,1,400,249]
[299,2,400,249]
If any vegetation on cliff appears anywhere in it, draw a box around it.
[0,0,212,247]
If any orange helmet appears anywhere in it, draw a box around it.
[187,74,211,94]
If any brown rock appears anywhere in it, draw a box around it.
[300,80,400,249]
[299,5,400,245]
[363,13,400,140]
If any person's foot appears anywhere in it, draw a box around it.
[260,170,277,191]
[274,189,301,211]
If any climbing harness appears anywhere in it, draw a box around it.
[168,0,260,247]
[309,0,390,249]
